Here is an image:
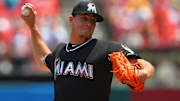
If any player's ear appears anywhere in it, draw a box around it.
[69,16,74,26]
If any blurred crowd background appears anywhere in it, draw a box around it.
[0,0,180,101]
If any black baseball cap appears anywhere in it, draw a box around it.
[72,0,104,22]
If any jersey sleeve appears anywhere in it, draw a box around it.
[43,54,55,73]
[43,43,65,73]
[107,41,141,59]
[121,44,141,59]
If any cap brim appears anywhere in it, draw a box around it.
[94,14,104,22]
[72,12,104,22]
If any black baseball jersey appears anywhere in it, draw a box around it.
[44,38,140,101]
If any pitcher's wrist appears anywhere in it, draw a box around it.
[30,24,38,31]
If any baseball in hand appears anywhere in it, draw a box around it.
[21,5,30,16]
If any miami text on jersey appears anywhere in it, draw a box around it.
[54,58,94,80]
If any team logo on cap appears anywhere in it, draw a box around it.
[87,3,97,13]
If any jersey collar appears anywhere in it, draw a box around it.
[66,38,93,52]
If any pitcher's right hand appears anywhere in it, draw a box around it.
[21,3,37,29]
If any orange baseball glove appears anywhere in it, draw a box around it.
[109,50,144,92]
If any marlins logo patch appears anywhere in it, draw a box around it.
[87,3,97,13]
[121,44,135,54]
